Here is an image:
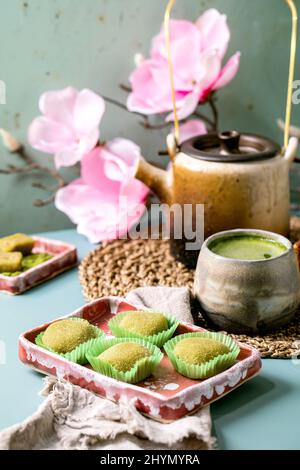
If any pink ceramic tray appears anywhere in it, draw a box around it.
[0,236,77,295]
[19,297,262,422]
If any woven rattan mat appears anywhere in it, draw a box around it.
[79,217,300,359]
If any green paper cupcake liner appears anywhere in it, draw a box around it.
[35,317,105,365]
[108,310,180,348]
[86,337,163,384]
[164,331,240,379]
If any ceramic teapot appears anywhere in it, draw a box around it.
[134,131,298,267]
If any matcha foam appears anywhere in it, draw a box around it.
[209,235,287,261]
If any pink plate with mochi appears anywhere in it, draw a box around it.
[19,296,262,422]
[0,236,77,295]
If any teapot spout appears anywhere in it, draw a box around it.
[134,157,170,203]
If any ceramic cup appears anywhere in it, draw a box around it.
[194,229,300,334]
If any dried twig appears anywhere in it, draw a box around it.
[0,132,67,207]
[207,97,219,131]
[140,120,172,130]
[141,106,218,133]
[101,94,148,122]
[119,83,132,93]
[192,110,215,129]
[101,95,129,113]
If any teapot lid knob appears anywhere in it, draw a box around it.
[219,131,241,154]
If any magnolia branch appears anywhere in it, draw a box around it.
[207,97,219,131]
[102,94,149,123]
[0,130,66,207]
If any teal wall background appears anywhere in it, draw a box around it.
[0,0,299,236]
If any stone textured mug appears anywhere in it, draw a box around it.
[194,229,300,334]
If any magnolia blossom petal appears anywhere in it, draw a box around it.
[213,52,241,90]
[55,179,103,225]
[76,201,145,243]
[199,51,222,91]
[166,89,200,122]
[54,147,81,169]
[29,87,103,167]
[81,147,108,190]
[129,60,161,100]
[128,60,173,114]
[105,138,141,174]
[101,149,128,181]
[53,128,99,169]
[79,127,100,154]
[127,91,172,115]
[128,9,239,119]
[55,177,148,244]
[151,20,202,86]
[39,87,78,127]
[81,147,121,198]
[76,213,119,244]
[121,177,149,208]
[152,20,201,60]
[103,138,149,201]
[176,120,207,144]
[55,141,149,243]
[28,116,74,153]
[73,89,105,135]
[196,9,230,59]
[76,189,147,243]
[105,138,141,161]
[127,93,153,114]
[170,34,202,87]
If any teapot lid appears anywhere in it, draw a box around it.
[180,131,280,162]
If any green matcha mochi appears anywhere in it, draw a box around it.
[97,342,150,372]
[119,311,168,336]
[42,318,98,354]
[0,233,35,254]
[1,253,53,276]
[0,252,23,273]
[174,337,230,365]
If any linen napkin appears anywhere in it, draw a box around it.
[0,286,216,450]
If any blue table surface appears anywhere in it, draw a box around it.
[0,229,299,450]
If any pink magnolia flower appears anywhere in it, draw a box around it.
[55,139,149,243]
[177,120,207,144]
[28,87,105,168]
[127,9,240,120]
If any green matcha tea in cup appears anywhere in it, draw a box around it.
[194,229,300,334]
[209,233,287,261]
